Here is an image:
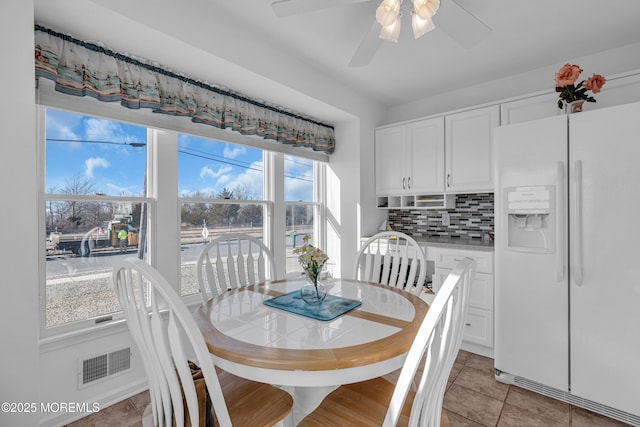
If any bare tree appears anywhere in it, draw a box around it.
[60,174,96,229]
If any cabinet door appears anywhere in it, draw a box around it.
[375,125,407,195]
[500,93,561,125]
[434,268,493,310]
[445,105,499,193]
[406,117,445,193]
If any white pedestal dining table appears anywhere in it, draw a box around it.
[193,278,429,424]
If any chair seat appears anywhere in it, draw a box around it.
[299,377,449,427]
[217,369,293,426]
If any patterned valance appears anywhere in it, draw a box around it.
[34,25,335,154]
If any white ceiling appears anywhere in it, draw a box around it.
[34,0,640,119]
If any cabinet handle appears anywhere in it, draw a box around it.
[402,177,406,190]
[447,173,451,187]
[407,176,411,189]
[465,323,471,327]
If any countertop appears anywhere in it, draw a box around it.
[411,236,494,252]
[361,235,494,252]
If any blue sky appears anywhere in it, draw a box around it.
[45,109,313,201]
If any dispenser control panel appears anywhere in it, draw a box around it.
[506,186,551,214]
[504,185,555,253]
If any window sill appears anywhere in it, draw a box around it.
[40,317,130,354]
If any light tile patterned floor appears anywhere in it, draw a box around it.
[66,350,631,427]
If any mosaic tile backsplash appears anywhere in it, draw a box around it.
[388,193,494,239]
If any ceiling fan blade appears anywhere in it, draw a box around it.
[436,0,491,49]
[348,19,383,67]
[272,0,370,18]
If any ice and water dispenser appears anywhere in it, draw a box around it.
[504,185,555,253]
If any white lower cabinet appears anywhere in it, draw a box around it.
[432,248,494,357]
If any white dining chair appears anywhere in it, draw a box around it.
[113,257,293,427]
[196,233,276,304]
[354,231,428,297]
[299,257,476,427]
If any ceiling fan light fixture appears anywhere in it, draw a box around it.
[412,11,435,39]
[379,14,402,42]
[376,0,401,27]
[413,0,439,19]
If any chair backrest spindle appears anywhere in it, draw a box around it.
[115,258,293,427]
[196,233,276,304]
[354,231,427,297]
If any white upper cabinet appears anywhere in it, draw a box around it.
[375,116,445,195]
[445,105,499,193]
[406,117,445,193]
[500,93,562,126]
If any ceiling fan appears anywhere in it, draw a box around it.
[271,0,491,67]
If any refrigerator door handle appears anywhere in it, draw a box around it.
[557,162,565,282]
[573,160,584,286]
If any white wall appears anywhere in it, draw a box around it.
[0,1,40,426]
[386,42,640,124]
[326,117,386,280]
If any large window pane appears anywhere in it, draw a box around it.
[45,200,147,327]
[178,136,268,296]
[179,202,267,296]
[178,134,264,199]
[284,155,318,276]
[284,155,313,202]
[44,109,149,330]
[285,203,318,275]
[46,109,147,196]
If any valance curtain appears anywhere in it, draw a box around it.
[34,26,335,154]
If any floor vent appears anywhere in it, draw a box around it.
[497,372,640,426]
[79,347,131,387]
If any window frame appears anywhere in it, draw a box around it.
[37,96,327,338]
[38,106,157,337]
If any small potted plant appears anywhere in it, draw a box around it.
[293,235,329,304]
[555,63,606,113]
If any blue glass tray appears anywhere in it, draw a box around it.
[263,290,362,321]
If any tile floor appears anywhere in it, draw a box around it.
[66,350,631,427]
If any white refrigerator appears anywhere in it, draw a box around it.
[494,101,640,423]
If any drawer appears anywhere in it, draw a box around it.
[434,248,494,274]
[433,269,493,311]
[463,307,494,347]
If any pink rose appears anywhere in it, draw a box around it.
[584,74,606,93]
[555,63,583,87]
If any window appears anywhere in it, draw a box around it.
[39,106,326,335]
[177,135,269,296]
[42,108,151,332]
[284,155,323,276]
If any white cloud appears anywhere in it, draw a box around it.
[84,117,136,142]
[46,113,82,149]
[284,167,313,201]
[232,161,264,198]
[85,117,119,140]
[200,165,232,179]
[85,157,110,178]
[223,145,247,159]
